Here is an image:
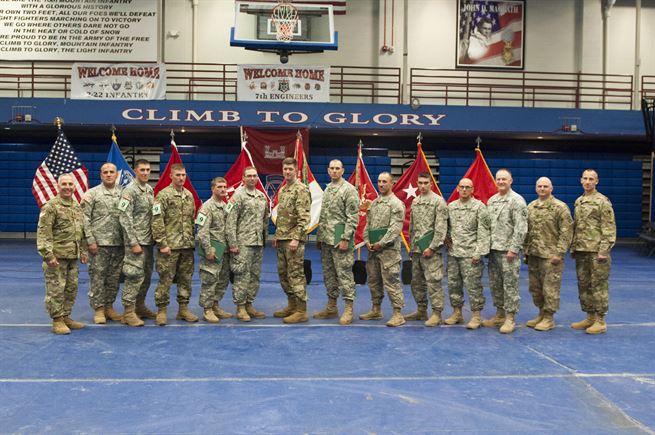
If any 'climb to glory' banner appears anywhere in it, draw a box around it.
[237,65,330,102]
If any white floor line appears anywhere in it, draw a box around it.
[1,322,654,328]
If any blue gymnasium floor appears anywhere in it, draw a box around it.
[1,239,654,434]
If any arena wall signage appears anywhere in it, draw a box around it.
[71,63,166,100]
[237,65,330,102]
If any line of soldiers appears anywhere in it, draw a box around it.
[37,159,616,336]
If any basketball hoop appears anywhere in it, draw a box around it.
[271,0,298,42]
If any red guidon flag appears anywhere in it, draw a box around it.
[242,127,309,175]
[154,137,202,212]
[223,137,270,204]
[447,147,497,204]
[347,142,378,248]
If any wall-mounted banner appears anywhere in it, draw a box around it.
[237,64,330,102]
[0,0,158,61]
[71,63,166,100]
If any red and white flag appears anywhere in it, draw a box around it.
[154,138,202,212]
[347,142,378,248]
[223,138,271,204]
[447,147,497,204]
[32,128,88,207]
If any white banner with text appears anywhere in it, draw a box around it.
[237,65,330,102]
[71,63,165,100]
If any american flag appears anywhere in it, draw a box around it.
[32,129,89,207]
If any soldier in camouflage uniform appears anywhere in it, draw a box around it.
[37,174,88,335]
[117,159,156,327]
[483,169,527,334]
[273,157,312,324]
[406,172,448,327]
[196,177,233,323]
[444,178,491,330]
[570,169,616,334]
[524,177,573,331]
[314,159,360,325]
[360,172,406,327]
[226,167,269,322]
[151,164,198,325]
[82,163,124,324]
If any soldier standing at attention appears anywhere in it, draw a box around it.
[360,172,406,327]
[117,159,156,327]
[226,167,269,322]
[483,169,527,334]
[443,178,490,329]
[314,159,360,325]
[273,157,312,324]
[196,177,233,323]
[37,174,88,335]
[82,162,124,324]
[151,163,198,325]
[570,169,616,334]
[405,172,449,327]
[524,177,573,331]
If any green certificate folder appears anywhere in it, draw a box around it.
[334,223,354,249]
[416,230,434,251]
[198,239,227,263]
[368,228,387,244]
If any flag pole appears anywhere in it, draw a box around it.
[53,117,63,130]
[475,135,482,150]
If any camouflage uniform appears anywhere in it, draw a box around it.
[447,198,490,311]
[197,197,231,308]
[118,180,154,306]
[363,193,405,309]
[275,180,311,302]
[409,191,448,312]
[571,191,616,316]
[317,180,360,301]
[486,189,528,314]
[524,196,573,313]
[151,185,196,307]
[82,184,123,310]
[37,196,87,319]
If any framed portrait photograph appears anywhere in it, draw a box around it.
[456,0,525,69]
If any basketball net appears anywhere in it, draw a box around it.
[271,0,298,42]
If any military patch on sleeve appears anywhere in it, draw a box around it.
[118,198,130,212]
[152,203,162,216]
[195,212,207,226]
[225,202,234,214]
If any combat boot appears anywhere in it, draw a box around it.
[136,297,156,320]
[93,306,106,324]
[283,299,308,324]
[236,304,251,322]
[585,314,607,334]
[212,303,233,319]
[403,305,428,321]
[245,303,266,319]
[425,311,442,327]
[482,308,506,328]
[499,312,516,334]
[121,305,144,327]
[466,310,482,330]
[176,303,199,322]
[444,307,464,325]
[156,306,167,326]
[571,312,596,330]
[526,309,544,328]
[52,317,70,335]
[359,303,383,320]
[104,305,123,322]
[339,300,354,325]
[535,311,555,331]
[63,316,85,330]
[273,295,296,318]
[386,308,406,327]
[313,297,338,319]
[203,308,220,324]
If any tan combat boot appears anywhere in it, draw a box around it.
[535,311,555,331]
[236,304,251,322]
[63,316,85,330]
[359,303,383,320]
[425,311,442,327]
[444,307,464,325]
[284,299,309,324]
[526,309,544,328]
[176,303,199,322]
[104,305,123,322]
[571,312,596,330]
[313,297,339,319]
[585,314,607,334]
[245,303,266,319]
[404,305,428,321]
[93,306,106,324]
[203,308,220,323]
[273,295,296,318]
[156,306,167,326]
[466,311,482,330]
[339,300,354,325]
[136,297,156,320]
[212,303,233,319]
[499,312,516,334]
[121,305,145,327]
[386,308,406,327]
[482,308,506,328]
[52,317,71,335]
